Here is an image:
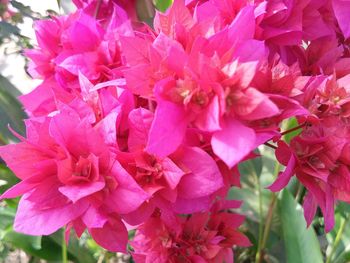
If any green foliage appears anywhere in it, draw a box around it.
[283,117,303,143]
[153,0,173,12]
[0,75,26,144]
[278,190,323,263]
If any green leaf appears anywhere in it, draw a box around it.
[0,165,20,194]
[278,190,323,263]
[238,151,263,180]
[3,231,64,261]
[0,21,20,39]
[49,230,96,263]
[0,78,26,143]
[326,213,350,263]
[283,117,302,143]
[154,0,173,12]
[10,1,41,19]
[0,206,16,230]
[0,74,21,97]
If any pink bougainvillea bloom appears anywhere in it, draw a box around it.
[121,1,302,169]
[118,108,224,224]
[132,204,250,263]
[0,109,149,252]
[3,0,350,255]
[269,105,349,232]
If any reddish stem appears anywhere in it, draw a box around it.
[280,122,306,136]
[264,142,277,150]
[94,0,102,18]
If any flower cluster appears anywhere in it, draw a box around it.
[1,0,350,261]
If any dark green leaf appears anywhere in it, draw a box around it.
[10,1,41,19]
[278,189,323,263]
[0,74,21,97]
[0,21,20,39]
[0,78,26,143]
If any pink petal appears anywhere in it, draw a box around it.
[0,143,56,180]
[302,192,318,227]
[107,161,149,214]
[177,146,223,199]
[19,81,56,116]
[194,95,221,132]
[0,180,36,199]
[162,157,186,189]
[14,195,88,235]
[59,181,105,203]
[228,5,255,41]
[68,12,101,52]
[89,218,128,252]
[128,108,154,151]
[154,0,193,36]
[268,154,296,192]
[95,109,120,148]
[59,53,99,78]
[333,0,350,39]
[119,36,150,65]
[173,196,212,214]
[146,100,188,158]
[121,201,155,226]
[212,119,256,168]
[82,206,108,228]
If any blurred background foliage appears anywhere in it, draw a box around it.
[0,0,349,262]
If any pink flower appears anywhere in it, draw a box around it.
[0,109,149,252]
[121,2,297,169]
[132,204,250,263]
[269,123,348,232]
[118,108,224,224]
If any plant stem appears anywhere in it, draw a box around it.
[280,122,306,136]
[94,0,103,18]
[326,217,348,263]
[260,194,277,260]
[255,162,280,263]
[295,182,304,202]
[255,176,264,263]
[264,142,277,150]
[62,229,68,263]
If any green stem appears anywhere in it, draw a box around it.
[62,229,68,263]
[260,194,277,257]
[255,161,280,263]
[295,182,304,203]
[326,217,348,263]
[255,169,264,263]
